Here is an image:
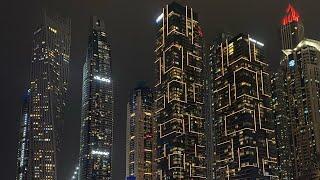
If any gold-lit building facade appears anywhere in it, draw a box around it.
[209,33,278,179]
[154,2,206,179]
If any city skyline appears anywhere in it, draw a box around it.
[2,1,320,179]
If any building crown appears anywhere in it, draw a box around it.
[282,4,300,25]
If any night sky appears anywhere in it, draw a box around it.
[1,0,320,179]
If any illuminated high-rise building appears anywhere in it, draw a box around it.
[206,32,233,180]
[282,39,320,179]
[24,10,71,179]
[209,33,278,179]
[78,16,113,180]
[126,83,154,180]
[154,2,206,179]
[272,4,305,179]
[280,3,304,50]
[271,71,293,180]
[16,90,31,180]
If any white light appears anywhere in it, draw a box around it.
[295,39,320,52]
[289,60,295,67]
[156,13,164,23]
[94,76,111,83]
[19,113,28,168]
[256,41,264,47]
[49,27,57,34]
[249,37,264,47]
[91,150,110,156]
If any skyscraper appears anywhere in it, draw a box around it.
[283,39,320,179]
[24,10,71,179]
[272,4,305,179]
[154,2,206,179]
[207,32,233,180]
[280,3,304,50]
[79,16,113,180]
[209,33,278,179]
[271,71,293,180]
[126,83,154,180]
[16,90,31,180]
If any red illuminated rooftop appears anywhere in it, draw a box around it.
[282,4,300,25]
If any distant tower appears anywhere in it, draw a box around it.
[79,16,113,179]
[154,2,207,179]
[272,3,305,179]
[23,10,71,179]
[16,90,31,180]
[280,4,304,49]
[126,83,154,180]
[209,33,278,179]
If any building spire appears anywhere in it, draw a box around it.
[282,3,300,25]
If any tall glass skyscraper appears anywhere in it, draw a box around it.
[272,3,320,179]
[283,39,320,179]
[209,33,278,179]
[19,10,71,179]
[154,2,206,179]
[79,16,113,180]
[207,32,233,180]
[271,5,303,178]
[126,83,154,180]
[271,70,293,180]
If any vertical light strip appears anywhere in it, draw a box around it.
[231,138,234,159]
[191,7,194,44]
[228,84,231,106]
[256,147,260,167]
[248,34,252,62]
[226,39,229,65]
[254,110,257,131]
[185,6,188,37]
[234,71,236,100]
[166,5,169,35]
[258,105,262,129]
[238,148,241,169]
[221,43,224,75]
[253,43,256,61]
[261,70,264,95]
[193,83,196,102]
[183,153,186,169]
[227,165,230,180]
[182,47,184,71]
[266,138,270,158]
[224,116,227,136]
[256,72,259,99]
[162,8,165,46]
